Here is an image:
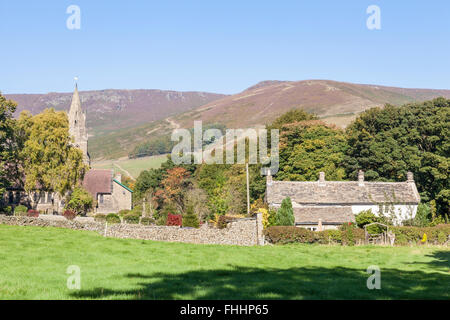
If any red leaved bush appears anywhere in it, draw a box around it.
[63,210,77,221]
[166,213,182,226]
[27,209,39,217]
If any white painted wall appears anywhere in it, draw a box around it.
[351,204,418,226]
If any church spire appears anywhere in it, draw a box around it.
[68,82,90,166]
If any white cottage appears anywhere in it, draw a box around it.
[266,170,421,230]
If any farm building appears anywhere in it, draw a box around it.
[266,170,421,230]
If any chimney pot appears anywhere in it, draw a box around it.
[319,172,325,184]
[407,171,414,182]
[358,170,365,186]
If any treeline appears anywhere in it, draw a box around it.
[128,123,227,158]
[132,98,449,224]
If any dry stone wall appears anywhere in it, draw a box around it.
[0,215,263,246]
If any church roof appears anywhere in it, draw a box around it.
[266,173,421,205]
[82,169,113,196]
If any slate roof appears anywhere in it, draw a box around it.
[293,206,355,224]
[82,169,113,196]
[267,179,421,205]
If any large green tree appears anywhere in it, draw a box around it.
[19,109,88,202]
[344,98,449,217]
[276,120,349,181]
[0,94,19,201]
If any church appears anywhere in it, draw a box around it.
[3,85,133,215]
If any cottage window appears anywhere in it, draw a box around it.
[99,194,104,204]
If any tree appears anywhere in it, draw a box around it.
[344,98,449,218]
[182,204,200,228]
[65,186,94,215]
[158,167,191,212]
[276,120,348,181]
[19,109,88,204]
[0,94,19,202]
[274,197,295,226]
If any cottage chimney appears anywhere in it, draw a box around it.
[115,173,122,183]
[318,172,325,185]
[358,170,365,186]
[407,171,414,183]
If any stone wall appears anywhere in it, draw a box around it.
[0,214,264,246]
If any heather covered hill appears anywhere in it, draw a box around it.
[173,80,450,128]
[5,89,226,136]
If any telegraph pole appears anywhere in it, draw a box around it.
[246,162,250,215]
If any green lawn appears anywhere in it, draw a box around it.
[0,225,448,300]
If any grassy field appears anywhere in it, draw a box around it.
[91,154,169,179]
[0,225,448,300]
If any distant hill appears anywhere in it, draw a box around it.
[173,80,450,128]
[6,89,226,136]
[6,80,450,161]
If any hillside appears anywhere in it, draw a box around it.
[6,89,226,137]
[173,80,450,128]
[6,80,450,161]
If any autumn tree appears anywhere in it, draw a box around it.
[19,109,88,204]
[157,167,191,213]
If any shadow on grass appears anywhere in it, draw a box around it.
[71,265,449,300]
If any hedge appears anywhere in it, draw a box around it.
[391,224,450,245]
[140,217,155,226]
[264,226,364,246]
[123,213,140,224]
[264,225,450,246]
[106,213,121,224]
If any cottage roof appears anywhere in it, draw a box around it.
[293,206,355,224]
[267,177,421,205]
[82,169,112,196]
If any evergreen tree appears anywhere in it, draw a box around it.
[274,197,295,226]
[182,204,200,228]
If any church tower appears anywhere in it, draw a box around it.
[68,84,90,166]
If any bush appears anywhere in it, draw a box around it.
[63,210,77,220]
[1,206,12,215]
[118,209,131,217]
[14,205,28,216]
[123,213,140,224]
[106,213,121,224]
[166,213,182,226]
[94,214,107,222]
[274,197,295,226]
[217,215,234,229]
[182,205,200,228]
[27,209,39,217]
[264,225,365,245]
[140,217,155,226]
[65,186,94,215]
[355,210,378,228]
[391,224,450,245]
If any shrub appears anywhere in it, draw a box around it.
[106,213,121,224]
[217,215,234,229]
[14,205,28,216]
[140,217,155,226]
[65,186,94,215]
[123,213,140,224]
[182,205,200,228]
[355,210,377,228]
[264,225,365,245]
[63,210,77,220]
[27,209,39,217]
[166,213,182,226]
[391,224,450,245]
[274,197,295,226]
[118,209,131,217]
[94,214,107,222]
[1,206,12,215]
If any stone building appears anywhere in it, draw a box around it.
[266,170,421,230]
[2,85,133,214]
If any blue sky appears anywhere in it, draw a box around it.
[1,0,449,94]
